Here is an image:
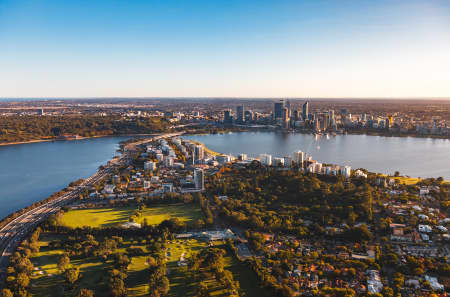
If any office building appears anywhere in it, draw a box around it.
[329,110,335,126]
[223,109,233,124]
[285,100,291,116]
[274,100,285,119]
[236,105,245,123]
[194,168,205,190]
[245,110,253,122]
[282,107,290,128]
[302,101,309,120]
[293,109,299,121]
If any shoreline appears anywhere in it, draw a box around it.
[0,133,162,147]
[1,128,448,147]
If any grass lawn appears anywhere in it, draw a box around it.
[60,203,203,228]
[164,239,272,297]
[29,234,268,297]
[382,175,449,185]
[390,176,421,185]
[30,234,112,297]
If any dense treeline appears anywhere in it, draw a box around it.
[0,115,169,143]
[207,163,374,238]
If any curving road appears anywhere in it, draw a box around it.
[0,132,182,288]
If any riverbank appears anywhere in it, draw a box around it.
[187,140,222,156]
[0,133,162,147]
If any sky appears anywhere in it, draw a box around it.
[0,0,449,98]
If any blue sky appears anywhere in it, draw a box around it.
[0,0,449,98]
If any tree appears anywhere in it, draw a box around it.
[195,281,211,297]
[76,289,94,297]
[1,289,13,297]
[58,253,71,272]
[16,272,30,288]
[64,268,80,285]
[110,277,126,297]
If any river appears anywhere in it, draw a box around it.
[184,132,450,180]
[0,136,131,220]
[1,132,449,221]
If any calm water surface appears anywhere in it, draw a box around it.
[1,132,449,221]
[0,137,130,220]
[184,132,450,180]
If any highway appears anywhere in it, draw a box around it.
[0,132,182,288]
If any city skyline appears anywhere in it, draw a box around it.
[1,0,450,98]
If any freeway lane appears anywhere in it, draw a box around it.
[0,132,182,288]
[0,165,116,288]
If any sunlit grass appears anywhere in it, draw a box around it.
[60,204,203,228]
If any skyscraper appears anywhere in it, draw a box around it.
[194,168,204,190]
[236,105,245,123]
[274,100,285,119]
[302,101,309,121]
[293,109,299,121]
[328,110,335,126]
[285,100,291,117]
[223,109,232,124]
[293,150,304,166]
[282,107,289,128]
[194,145,204,161]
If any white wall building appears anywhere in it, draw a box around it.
[340,166,352,178]
[272,157,284,167]
[194,168,205,190]
[293,150,304,165]
[144,161,156,171]
[259,154,272,166]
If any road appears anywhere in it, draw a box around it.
[0,132,183,288]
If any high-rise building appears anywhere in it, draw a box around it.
[340,166,352,178]
[236,105,245,123]
[274,100,285,119]
[362,113,367,122]
[238,154,247,161]
[194,168,204,190]
[285,100,291,116]
[37,108,44,116]
[245,110,253,122]
[272,157,284,167]
[293,109,299,121]
[385,118,390,129]
[194,145,204,161]
[282,107,290,128]
[223,109,232,124]
[293,150,304,165]
[302,101,309,120]
[328,110,335,126]
[259,154,272,166]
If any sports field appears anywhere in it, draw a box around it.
[60,204,203,228]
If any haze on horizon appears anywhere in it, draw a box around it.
[1,0,449,98]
